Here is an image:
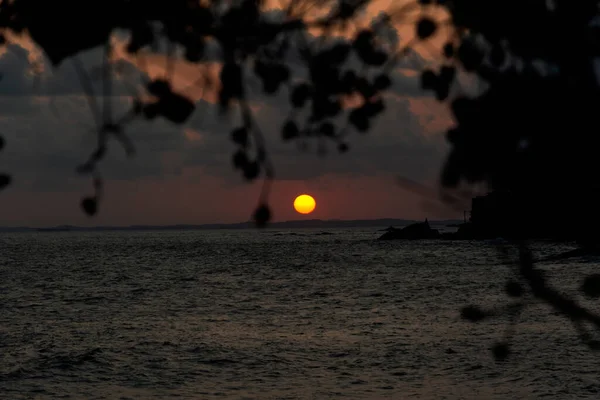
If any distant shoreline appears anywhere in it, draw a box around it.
[0,218,463,233]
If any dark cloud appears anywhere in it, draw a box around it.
[0,34,448,199]
[0,43,139,97]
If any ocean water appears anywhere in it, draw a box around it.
[1,228,600,399]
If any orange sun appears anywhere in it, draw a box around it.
[293,194,316,215]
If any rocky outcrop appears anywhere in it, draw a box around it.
[378,219,440,240]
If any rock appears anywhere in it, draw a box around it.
[378,219,440,240]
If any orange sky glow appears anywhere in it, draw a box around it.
[0,0,459,227]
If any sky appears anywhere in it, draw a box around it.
[0,2,459,227]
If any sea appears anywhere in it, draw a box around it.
[1,227,600,399]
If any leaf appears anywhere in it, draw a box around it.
[184,41,205,63]
[349,108,369,132]
[142,103,160,120]
[319,122,335,137]
[232,150,249,169]
[147,79,172,97]
[324,99,342,117]
[230,127,249,147]
[126,22,154,53]
[355,77,376,98]
[490,43,506,67]
[440,66,456,83]
[253,204,271,228]
[363,50,388,66]
[0,173,11,190]
[243,161,260,181]
[353,30,374,52]
[505,280,524,297]
[253,60,269,78]
[81,196,98,216]
[282,120,299,141]
[460,305,487,322]
[291,83,311,108]
[443,42,454,58]
[157,93,196,124]
[220,62,244,106]
[0,135,4,151]
[340,70,357,94]
[363,99,385,117]
[581,274,600,298]
[373,74,392,91]
[457,39,484,72]
[416,18,437,40]
[327,42,352,65]
[23,1,116,66]
[420,70,438,90]
[274,64,290,83]
[491,342,510,362]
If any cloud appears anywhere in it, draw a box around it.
[0,48,449,185]
[0,21,454,225]
[0,43,139,97]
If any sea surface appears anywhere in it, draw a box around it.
[1,228,600,399]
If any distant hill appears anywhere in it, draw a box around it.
[0,218,464,232]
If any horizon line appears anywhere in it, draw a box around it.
[1,217,465,231]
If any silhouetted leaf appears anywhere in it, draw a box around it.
[243,161,260,181]
[230,127,249,147]
[373,74,392,91]
[587,340,600,351]
[353,30,373,52]
[23,2,115,65]
[341,69,357,87]
[349,108,369,132]
[581,274,600,298]
[354,77,375,99]
[319,122,335,137]
[505,280,524,297]
[220,62,244,107]
[461,305,487,322]
[127,22,154,53]
[416,18,437,40]
[420,70,437,90]
[457,39,484,71]
[157,93,196,124]
[338,142,349,153]
[0,135,4,151]
[491,342,510,361]
[363,99,385,117]
[256,147,266,162]
[327,43,352,65]
[440,66,456,83]
[81,196,97,216]
[253,204,271,228]
[0,173,10,190]
[184,41,205,63]
[363,50,388,66]
[147,79,171,97]
[232,150,248,169]
[443,42,454,58]
[490,44,506,67]
[143,103,160,120]
[282,120,299,141]
[291,83,311,108]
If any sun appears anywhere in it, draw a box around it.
[294,194,316,215]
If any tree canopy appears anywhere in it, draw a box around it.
[1,0,600,361]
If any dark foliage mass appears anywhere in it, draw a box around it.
[1,0,600,362]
